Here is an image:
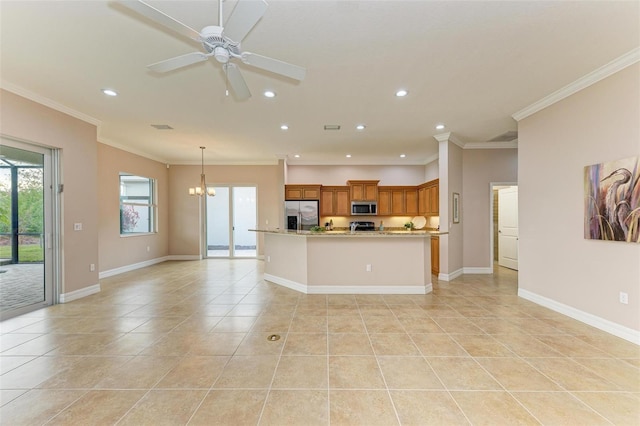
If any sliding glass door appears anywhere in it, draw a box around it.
[0,139,54,320]
[206,186,256,258]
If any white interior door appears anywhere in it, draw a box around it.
[498,186,518,270]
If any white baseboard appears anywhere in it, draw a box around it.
[99,256,171,279]
[59,283,100,303]
[438,268,463,282]
[166,255,201,261]
[518,288,640,345]
[463,267,493,274]
[264,274,430,295]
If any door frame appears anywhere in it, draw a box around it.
[488,182,517,274]
[0,136,60,320]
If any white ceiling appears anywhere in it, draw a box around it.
[1,1,638,165]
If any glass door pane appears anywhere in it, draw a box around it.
[232,187,256,257]
[207,187,230,257]
[0,141,52,319]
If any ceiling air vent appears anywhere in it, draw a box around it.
[489,131,517,142]
[151,124,174,130]
[324,125,341,131]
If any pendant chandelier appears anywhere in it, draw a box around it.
[188,146,216,197]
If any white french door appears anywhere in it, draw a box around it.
[206,186,257,258]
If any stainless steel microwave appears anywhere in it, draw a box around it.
[351,201,377,215]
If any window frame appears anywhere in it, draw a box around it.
[119,173,157,236]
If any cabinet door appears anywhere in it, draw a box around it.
[350,184,364,201]
[391,189,404,215]
[303,187,321,200]
[378,189,391,216]
[429,185,439,215]
[431,236,439,275]
[364,183,378,201]
[405,189,418,216]
[335,188,350,216]
[418,187,427,215]
[320,189,334,216]
[285,187,303,200]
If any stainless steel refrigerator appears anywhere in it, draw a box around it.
[285,200,319,231]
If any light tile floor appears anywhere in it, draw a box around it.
[0,260,638,425]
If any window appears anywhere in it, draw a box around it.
[119,173,156,235]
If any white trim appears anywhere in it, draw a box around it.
[1,81,101,126]
[59,283,100,303]
[462,267,493,274]
[167,255,201,261]
[99,256,169,279]
[264,274,308,293]
[512,47,640,122]
[464,141,518,149]
[438,268,463,282]
[264,274,430,294]
[518,288,640,345]
[98,137,169,164]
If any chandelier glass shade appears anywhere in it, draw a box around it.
[189,147,216,197]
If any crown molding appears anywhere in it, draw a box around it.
[0,81,102,127]
[97,137,170,164]
[464,140,518,149]
[512,47,640,122]
[434,132,466,149]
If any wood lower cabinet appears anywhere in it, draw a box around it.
[285,185,321,200]
[431,236,439,275]
[321,186,350,216]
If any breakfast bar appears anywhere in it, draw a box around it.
[256,229,441,294]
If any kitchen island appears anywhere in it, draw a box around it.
[254,229,443,294]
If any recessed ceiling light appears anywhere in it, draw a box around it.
[102,88,118,96]
[280,124,289,130]
[435,123,446,130]
[395,89,408,97]
[264,90,276,98]
[356,124,366,130]
[294,154,300,158]
[346,154,352,158]
[400,154,406,158]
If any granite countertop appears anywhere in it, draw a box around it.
[250,229,447,237]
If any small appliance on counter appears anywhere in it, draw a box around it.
[349,221,376,231]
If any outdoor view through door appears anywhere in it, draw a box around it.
[206,186,256,258]
[0,141,53,320]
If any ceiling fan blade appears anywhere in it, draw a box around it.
[241,52,306,81]
[120,0,201,41]
[224,63,251,100]
[147,52,209,73]
[223,0,268,43]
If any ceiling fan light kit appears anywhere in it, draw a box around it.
[121,0,306,101]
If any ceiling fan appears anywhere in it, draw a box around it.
[120,0,306,100]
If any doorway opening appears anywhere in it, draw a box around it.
[0,139,57,320]
[490,183,518,272]
[206,186,257,258]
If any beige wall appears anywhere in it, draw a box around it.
[97,143,169,272]
[168,164,281,256]
[518,64,640,334]
[462,149,518,268]
[0,89,98,295]
[286,165,427,186]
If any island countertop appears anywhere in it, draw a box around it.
[250,229,447,237]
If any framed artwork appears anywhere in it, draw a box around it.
[584,155,639,243]
[453,192,460,223]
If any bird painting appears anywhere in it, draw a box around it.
[585,156,640,243]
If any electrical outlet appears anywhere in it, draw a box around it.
[619,292,629,304]
[146,246,150,252]
[267,255,271,262]
[74,223,82,231]
[366,264,372,272]
[90,264,95,272]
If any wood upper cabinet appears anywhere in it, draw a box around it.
[321,186,350,216]
[348,180,379,201]
[418,179,439,216]
[404,188,418,216]
[285,185,321,200]
[377,186,418,216]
